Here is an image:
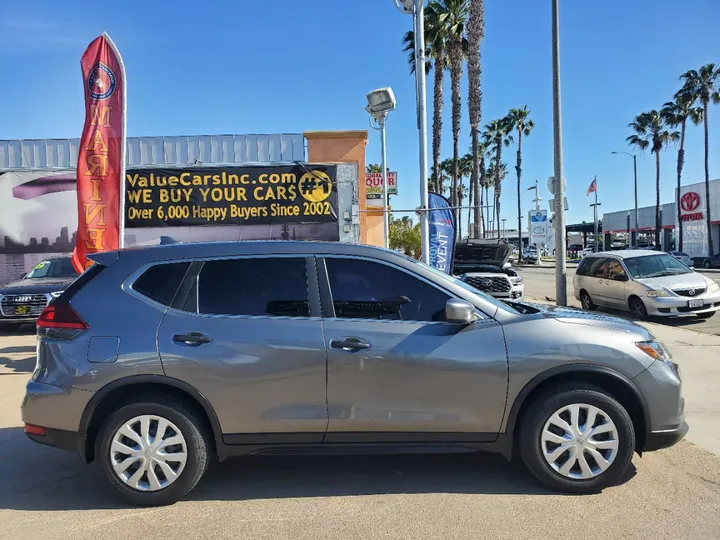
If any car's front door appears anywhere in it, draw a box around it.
[318,256,508,442]
[157,255,328,443]
[604,259,629,308]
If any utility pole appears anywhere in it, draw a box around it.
[551,0,567,306]
[414,0,430,263]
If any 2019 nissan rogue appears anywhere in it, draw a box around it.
[22,241,687,506]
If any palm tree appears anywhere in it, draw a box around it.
[661,95,702,252]
[458,153,472,239]
[466,0,484,239]
[487,161,508,238]
[507,106,534,252]
[402,3,449,195]
[366,164,382,173]
[485,118,513,239]
[678,64,720,255]
[473,138,489,237]
[627,110,680,248]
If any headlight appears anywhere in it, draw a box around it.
[50,291,64,298]
[510,276,523,285]
[636,340,672,364]
[645,289,670,298]
[708,282,720,294]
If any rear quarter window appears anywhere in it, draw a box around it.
[132,262,191,307]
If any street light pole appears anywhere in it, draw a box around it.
[551,0,567,306]
[612,151,638,249]
[395,0,430,263]
[379,115,390,248]
[501,218,507,240]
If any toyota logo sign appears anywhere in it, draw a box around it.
[680,192,700,212]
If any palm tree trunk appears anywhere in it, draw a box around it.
[458,182,463,241]
[449,40,462,231]
[677,120,686,252]
[655,151,661,248]
[468,173,474,237]
[495,138,502,240]
[432,59,444,194]
[467,0,484,241]
[516,131,523,251]
[704,101,714,256]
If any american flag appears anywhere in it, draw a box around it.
[586,178,597,196]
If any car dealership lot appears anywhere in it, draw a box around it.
[2,326,720,540]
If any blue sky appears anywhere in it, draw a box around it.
[1,0,719,229]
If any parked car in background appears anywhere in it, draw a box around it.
[523,246,538,262]
[574,250,720,320]
[22,241,687,505]
[0,256,78,330]
[454,240,524,300]
[668,251,694,268]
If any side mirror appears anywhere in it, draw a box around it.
[613,274,628,282]
[445,299,475,324]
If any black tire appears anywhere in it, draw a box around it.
[580,290,596,311]
[518,385,635,494]
[629,296,648,321]
[697,311,715,319]
[703,260,711,269]
[97,396,210,506]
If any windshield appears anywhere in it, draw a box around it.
[25,258,78,279]
[623,254,693,279]
[396,253,519,314]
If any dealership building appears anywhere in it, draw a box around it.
[602,178,720,258]
[0,131,393,284]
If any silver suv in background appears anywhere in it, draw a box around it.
[23,242,686,505]
[574,250,720,320]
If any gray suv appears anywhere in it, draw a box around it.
[22,241,687,505]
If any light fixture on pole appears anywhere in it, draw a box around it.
[612,151,638,249]
[394,0,430,264]
[366,87,396,249]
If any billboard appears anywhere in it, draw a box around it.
[365,171,397,199]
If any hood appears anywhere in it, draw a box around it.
[0,277,75,295]
[514,302,654,339]
[454,240,512,273]
[635,272,709,290]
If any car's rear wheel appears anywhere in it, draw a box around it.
[519,386,635,493]
[703,260,711,269]
[629,296,648,320]
[580,290,596,311]
[97,397,210,506]
[697,311,716,319]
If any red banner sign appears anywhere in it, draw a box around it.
[71,33,126,272]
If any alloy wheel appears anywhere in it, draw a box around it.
[109,414,188,492]
[540,403,619,480]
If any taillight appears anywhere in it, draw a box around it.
[37,304,88,330]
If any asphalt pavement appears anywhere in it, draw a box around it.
[2,325,720,540]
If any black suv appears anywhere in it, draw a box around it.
[0,256,78,330]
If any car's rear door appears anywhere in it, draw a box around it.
[318,255,508,441]
[156,255,328,443]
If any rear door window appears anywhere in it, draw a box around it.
[588,258,610,278]
[133,262,191,306]
[196,257,309,317]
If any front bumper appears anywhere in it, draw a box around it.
[643,421,689,452]
[644,292,720,317]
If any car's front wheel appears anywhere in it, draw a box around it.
[629,296,648,320]
[97,397,210,506]
[519,385,635,493]
[703,260,711,269]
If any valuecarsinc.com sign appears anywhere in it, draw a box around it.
[124,164,338,227]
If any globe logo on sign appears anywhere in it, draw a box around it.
[88,63,116,100]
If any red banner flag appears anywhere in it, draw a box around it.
[72,33,126,273]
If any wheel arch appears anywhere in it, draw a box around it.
[503,364,650,457]
[79,375,223,463]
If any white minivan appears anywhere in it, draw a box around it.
[574,250,720,320]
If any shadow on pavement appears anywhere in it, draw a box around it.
[0,344,36,374]
[0,426,636,510]
[592,305,713,330]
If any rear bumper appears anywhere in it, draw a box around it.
[25,427,86,460]
[643,421,689,452]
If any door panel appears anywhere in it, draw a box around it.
[319,256,509,439]
[322,318,508,437]
[604,260,628,308]
[158,256,327,439]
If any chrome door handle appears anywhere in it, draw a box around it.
[173,332,212,346]
[330,337,370,352]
